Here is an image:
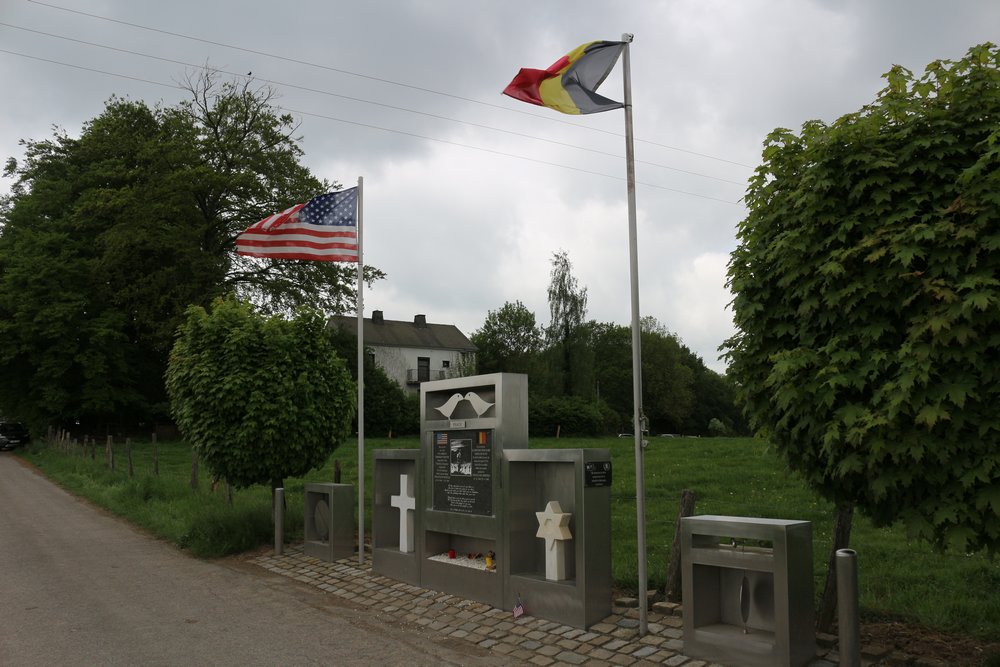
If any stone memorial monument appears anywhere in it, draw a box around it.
[372,373,612,629]
[503,447,612,629]
[372,449,421,585]
[681,515,816,667]
[419,373,527,608]
[303,482,354,562]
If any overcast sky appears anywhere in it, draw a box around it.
[2,0,998,372]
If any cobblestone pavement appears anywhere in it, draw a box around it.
[252,546,897,666]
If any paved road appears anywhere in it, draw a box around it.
[0,453,504,666]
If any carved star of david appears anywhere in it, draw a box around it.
[535,500,572,551]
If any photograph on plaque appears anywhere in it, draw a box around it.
[433,430,493,515]
[450,440,472,476]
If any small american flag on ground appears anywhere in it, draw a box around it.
[236,189,359,262]
[513,593,525,619]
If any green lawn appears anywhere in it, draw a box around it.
[19,435,1000,640]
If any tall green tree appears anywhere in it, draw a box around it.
[0,72,380,430]
[591,318,695,433]
[590,322,632,425]
[0,99,222,429]
[545,250,592,396]
[166,298,354,491]
[471,300,543,374]
[725,44,1000,552]
[640,323,695,433]
[677,357,746,436]
[176,71,383,314]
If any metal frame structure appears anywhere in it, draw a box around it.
[681,515,816,667]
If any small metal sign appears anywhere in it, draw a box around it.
[584,461,612,487]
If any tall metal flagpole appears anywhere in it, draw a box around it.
[356,176,365,565]
[621,33,648,636]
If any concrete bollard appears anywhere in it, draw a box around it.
[274,487,285,556]
[836,548,861,667]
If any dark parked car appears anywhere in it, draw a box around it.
[0,422,30,450]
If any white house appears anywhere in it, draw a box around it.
[328,311,477,393]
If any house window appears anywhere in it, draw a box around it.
[442,360,450,368]
[417,357,430,382]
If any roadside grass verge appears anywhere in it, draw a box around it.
[18,435,1000,640]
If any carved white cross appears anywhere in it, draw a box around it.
[390,473,416,553]
[536,500,573,580]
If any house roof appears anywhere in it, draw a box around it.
[328,315,478,352]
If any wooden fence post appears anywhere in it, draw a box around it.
[126,438,134,479]
[107,435,115,471]
[666,489,697,602]
[152,433,159,477]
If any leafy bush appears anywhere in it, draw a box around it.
[528,395,618,436]
[398,392,421,436]
[166,298,355,489]
[725,44,1000,552]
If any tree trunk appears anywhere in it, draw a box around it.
[666,489,697,602]
[189,449,198,490]
[817,503,855,632]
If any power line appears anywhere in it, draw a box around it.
[26,0,756,169]
[0,47,742,205]
[282,107,742,204]
[0,47,176,90]
[0,21,746,186]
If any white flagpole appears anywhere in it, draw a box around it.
[621,33,648,636]
[356,176,365,565]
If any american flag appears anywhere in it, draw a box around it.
[513,593,525,619]
[236,189,359,262]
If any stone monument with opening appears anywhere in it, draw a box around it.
[372,372,612,628]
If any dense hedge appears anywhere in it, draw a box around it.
[528,395,620,437]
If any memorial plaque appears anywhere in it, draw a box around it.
[584,461,612,487]
[432,429,493,515]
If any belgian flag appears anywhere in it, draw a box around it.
[503,40,625,115]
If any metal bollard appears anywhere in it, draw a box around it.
[274,487,285,556]
[836,548,860,667]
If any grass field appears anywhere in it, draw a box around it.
[17,435,1000,640]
